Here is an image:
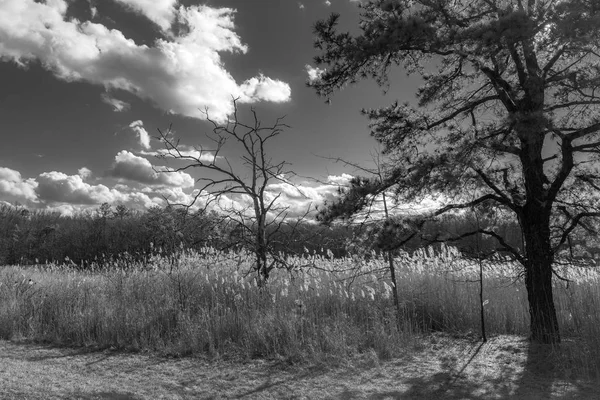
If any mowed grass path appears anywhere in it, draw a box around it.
[1,334,599,400]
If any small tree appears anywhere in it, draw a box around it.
[158,99,301,284]
[317,151,422,324]
[310,0,600,343]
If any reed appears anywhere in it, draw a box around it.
[1,246,598,375]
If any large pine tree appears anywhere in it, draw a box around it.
[310,0,600,344]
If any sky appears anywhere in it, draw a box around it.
[0,0,418,218]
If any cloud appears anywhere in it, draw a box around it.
[266,182,307,200]
[209,174,356,220]
[140,146,219,163]
[298,3,305,9]
[152,186,208,211]
[326,173,353,185]
[129,120,151,150]
[305,64,325,84]
[107,150,195,188]
[239,74,292,103]
[47,173,172,211]
[0,0,291,122]
[0,165,204,214]
[36,171,169,210]
[78,167,92,180]
[268,174,355,218]
[36,171,118,205]
[86,0,98,19]
[101,93,131,112]
[0,167,39,203]
[0,165,357,219]
[113,0,178,31]
[325,1,332,6]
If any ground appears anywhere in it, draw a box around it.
[1,335,599,399]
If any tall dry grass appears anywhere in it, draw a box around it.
[0,246,598,374]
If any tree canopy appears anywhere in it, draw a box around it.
[311,0,600,343]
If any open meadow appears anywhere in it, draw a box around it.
[1,247,600,398]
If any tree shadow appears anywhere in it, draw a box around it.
[8,339,175,373]
[512,341,559,399]
[369,338,600,400]
[17,342,120,362]
[2,339,109,362]
[390,340,505,400]
[512,340,600,400]
[233,367,322,399]
[73,391,141,400]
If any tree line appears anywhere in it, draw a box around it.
[3,200,576,268]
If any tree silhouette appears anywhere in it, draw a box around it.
[310,0,600,344]
[157,99,303,285]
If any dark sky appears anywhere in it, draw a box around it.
[0,0,417,215]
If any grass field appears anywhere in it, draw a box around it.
[1,245,599,379]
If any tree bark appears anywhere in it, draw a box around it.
[521,206,561,344]
[255,213,269,285]
[517,79,561,344]
[387,250,402,324]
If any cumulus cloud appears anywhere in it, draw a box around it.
[325,1,332,6]
[153,186,209,211]
[36,171,170,210]
[113,0,178,31]
[101,93,131,112]
[129,120,152,150]
[0,165,359,219]
[326,173,353,185]
[272,178,350,216]
[78,167,92,180]
[239,74,292,103]
[0,165,204,215]
[140,146,219,163]
[305,64,325,84]
[107,150,195,188]
[86,0,98,19]
[36,171,165,214]
[0,0,291,122]
[0,167,39,203]
[37,171,119,205]
[266,182,307,200]
[209,174,355,220]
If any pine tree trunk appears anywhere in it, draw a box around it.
[521,207,560,344]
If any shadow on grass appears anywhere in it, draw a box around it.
[4,339,175,376]
[14,341,122,363]
[5,335,600,400]
[0,339,109,362]
[74,391,141,400]
[511,340,599,400]
[386,340,504,400]
[362,338,599,400]
[233,365,324,399]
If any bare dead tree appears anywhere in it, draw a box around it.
[156,98,305,285]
